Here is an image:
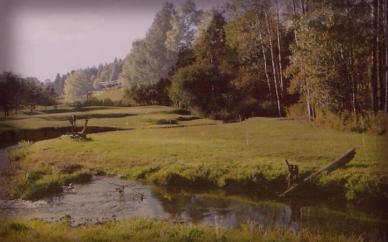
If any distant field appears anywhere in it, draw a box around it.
[4,106,387,202]
[92,88,125,102]
[0,106,218,132]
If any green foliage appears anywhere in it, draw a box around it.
[18,171,93,200]
[170,11,235,117]
[121,3,178,88]
[26,170,46,183]
[0,72,57,117]
[287,1,371,116]
[21,178,63,199]
[84,97,115,107]
[286,103,308,120]
[8,222,30,232]
[64,70,93,104]
[131,79,171,105]
[53,59,123,96]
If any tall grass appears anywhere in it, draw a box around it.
[0,219,364,242]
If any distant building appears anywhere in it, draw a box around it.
[99,80,121,89]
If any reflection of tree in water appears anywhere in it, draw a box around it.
[183,195,232,223]
[299,206,388,241]
[150,186,387,239]
[150,188,193,219]
[151,187,295,229]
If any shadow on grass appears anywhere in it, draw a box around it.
[40,106,112,114]
[176,116,200,122]
[0,126,129,148]
[164,109,191,115]
[21,111,40,116]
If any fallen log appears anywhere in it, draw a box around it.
[279,148,356,197]
[70,119,89,140]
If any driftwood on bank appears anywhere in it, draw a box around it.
[69,118,89,140]
[279,148,356,197]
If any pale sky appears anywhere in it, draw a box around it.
[0,0,226,81]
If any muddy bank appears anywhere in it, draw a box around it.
[0,126,127,148]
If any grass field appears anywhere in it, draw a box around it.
[0,219,363,242]
[0,105,218,132]
[2,106,387,202]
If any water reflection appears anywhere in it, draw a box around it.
[0,176,386,241]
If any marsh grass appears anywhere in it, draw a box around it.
[0,219,365,242]
[10,165,93,199]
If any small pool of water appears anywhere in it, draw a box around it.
[0,176,387,241]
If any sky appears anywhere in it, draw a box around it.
[0,0,226,81]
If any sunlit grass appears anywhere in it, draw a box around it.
[0,219,364,242]
[6,115,387,201]
[0,105,218,131]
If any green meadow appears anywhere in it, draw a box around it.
[0,105,218,132]
[2,106,386,202]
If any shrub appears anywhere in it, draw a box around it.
[364,112,387,135]
[286,102,307,119]
[102,98,114,106]
[169,63,230,116]
[22,179,63,199]
[132,79,171,105]
[84,97,102,106]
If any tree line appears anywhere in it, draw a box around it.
[52,58,123,103]
[2,0,387,130]
[118,0,387,125]
[0,72,56,117]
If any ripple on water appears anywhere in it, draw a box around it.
[0,176,386,241]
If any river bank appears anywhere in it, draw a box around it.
[3,116,387,206]
[1,176,387,241]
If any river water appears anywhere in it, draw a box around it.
[0,176,387,241]
[0,139,387,241]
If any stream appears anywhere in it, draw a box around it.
[0,137,387,241]
[0,175,387,241]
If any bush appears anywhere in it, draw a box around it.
[84,97,115,107]
[71,101,83,110]
[84,97,101,106]
[22,179,63,199]
[210,109,235,121]
[286,102,307,119]
[102,98,114,106]
[364,112,388,135]
[231,98,279,119]
[132,79,171,105]
[308,109,387,134]
[169,63,230,116]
